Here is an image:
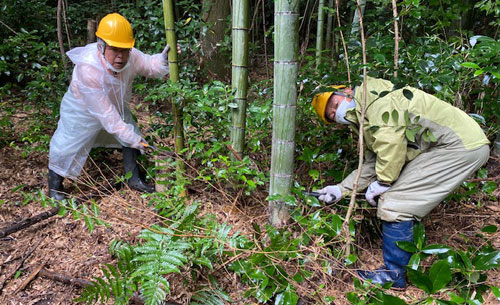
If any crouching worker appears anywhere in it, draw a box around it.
[48,13,171,200]
[311,77,490,289]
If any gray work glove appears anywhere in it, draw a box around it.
[161,44,170,62]
[365,181,391,206]
[317,185,342,204]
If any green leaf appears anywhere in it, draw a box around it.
[474,69,484,76]
[482,181,498,194]
[472,251,500,270]
[379,91,390,98]
[490,286,500,300]
[391,110,399,123]
[382,111,390,123]
[461,62,481,69]
[429,260,451,293]
[422,244,451,255]
[382,294,408,305]
[308,169,319,181]
[397,241,417,253]
[413,222,426,250]
[403,89,414,100]
[408,253,421,270]
[481,225,498,233]
[404,110,411,125]
[275,285,298,305]
[405,128,416,142]
[407,269,433,293]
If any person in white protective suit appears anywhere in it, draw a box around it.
[48,13,170,200]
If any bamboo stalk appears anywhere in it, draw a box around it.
[161,0,186,195]
[325,0,334,53]
[230,0,249,158]
[315,0,325,68]
[269,0,299,227]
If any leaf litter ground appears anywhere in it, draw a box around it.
[1,99,499,305]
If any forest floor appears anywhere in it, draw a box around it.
[1,99,500,305]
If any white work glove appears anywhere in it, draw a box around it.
[365,181,391,206]
[317,185,342,204]
[161,44,170,62]
[130,138,148,154]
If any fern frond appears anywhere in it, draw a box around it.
[190,290,228,305]
[140,274,170,305]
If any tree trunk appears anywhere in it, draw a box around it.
[315,0,325,68]
[161,0,185,195]
[230,0,249,158]
[87,19,96,44]
[269,0,299,227]
[201,0,231,80]
[57,0,66,69]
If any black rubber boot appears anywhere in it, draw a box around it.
[48,169,67,200]
[358,220,414,289]
[122,146,155,193]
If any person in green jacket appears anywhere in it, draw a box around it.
[311,77,490,289]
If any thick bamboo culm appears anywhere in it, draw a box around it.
[230,0,249,158]
[160,0,185,193]
[269,0,299,227]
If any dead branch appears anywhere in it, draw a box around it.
[467,176,500,183]
[56,0,66,69]
[226,144,243,161]
[14,263,45,294]
[335,0,351,84]
[0,237,45,294]
[0,206,60,239]
[343,0,368,257]
[392,0,399,78]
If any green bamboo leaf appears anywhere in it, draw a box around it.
[407,269,433,293]
[461,62,480,69]
[382,111,390,124]
[429,260,452,292]
[403,89,414,100]
[391,110,399,123]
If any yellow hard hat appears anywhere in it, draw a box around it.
[311,85,346,124]
[96,13,135,49]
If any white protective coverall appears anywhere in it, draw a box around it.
[49,43,169,178]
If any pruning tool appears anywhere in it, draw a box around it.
[303,191,337,202]
[141,142,175,158]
